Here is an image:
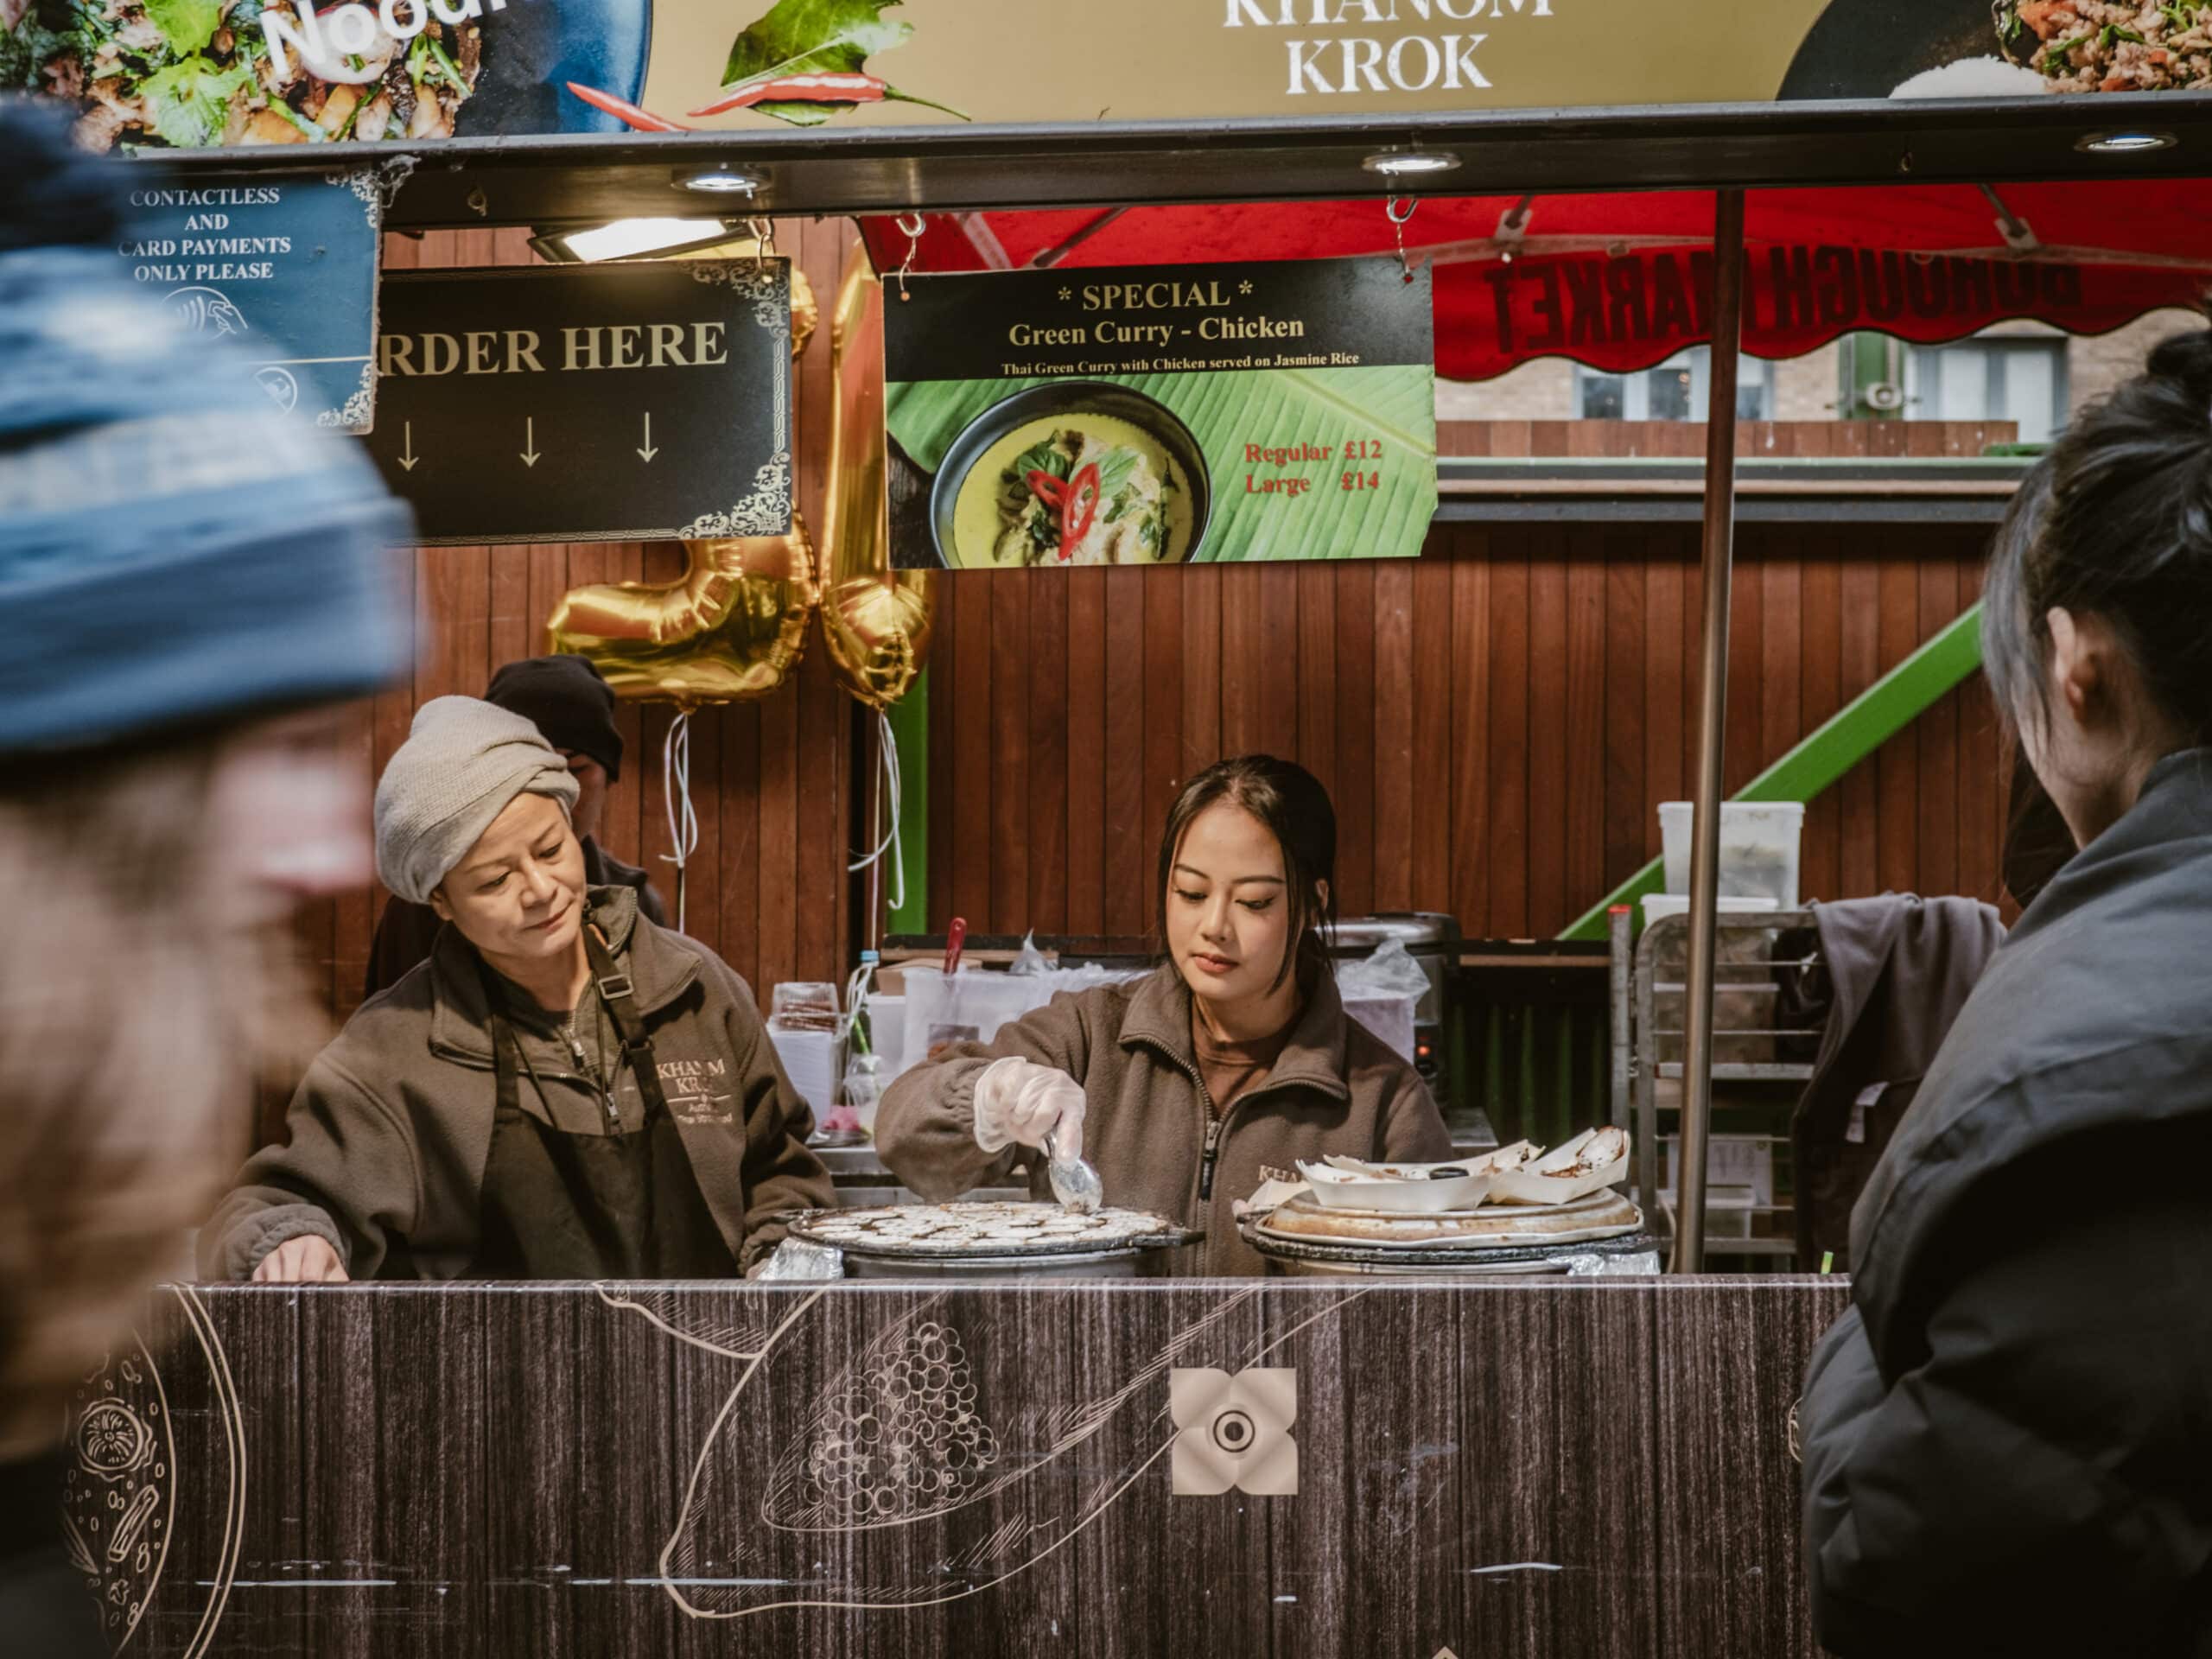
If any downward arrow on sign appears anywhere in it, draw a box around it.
[397,420,419,473]
[638,411,658,464]
[521,416,540,468]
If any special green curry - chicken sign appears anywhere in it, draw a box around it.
[880,256,1437,569]
[9,0,2185,153]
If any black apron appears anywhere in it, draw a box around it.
[472,926,735,1280]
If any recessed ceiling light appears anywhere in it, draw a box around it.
[673,164,766,195]
[2075,130,2177,154]
[530,218,740,264]
[1362,147,1461,178]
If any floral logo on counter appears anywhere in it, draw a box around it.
[1169,1366,1299,1497]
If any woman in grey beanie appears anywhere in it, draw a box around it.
[361,655,668,1000]
[206,697,836,1285]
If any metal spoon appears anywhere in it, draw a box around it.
[1044,1121,1103,1216]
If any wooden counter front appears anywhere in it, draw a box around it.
[78,1279,1847,1658]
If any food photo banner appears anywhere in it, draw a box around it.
[10,0,2185,153]
[880,256,1436,569]
[361,259,792,545]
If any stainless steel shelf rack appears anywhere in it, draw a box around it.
[1610,906,1821,1268]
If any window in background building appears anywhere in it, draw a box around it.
[1904,337,2067,443]
[1574,346,1777,422]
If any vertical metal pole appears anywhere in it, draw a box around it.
[1670,188,1747,1276]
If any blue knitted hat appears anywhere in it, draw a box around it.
[0,102,411,757]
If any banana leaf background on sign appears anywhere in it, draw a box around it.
[884,365,1437,563]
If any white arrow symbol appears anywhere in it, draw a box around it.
[520,416,540,468]
[638,410,658,463]
[397,420,419,473]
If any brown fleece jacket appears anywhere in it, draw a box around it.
[874,963,1451,1274]
[200,887,833,1281]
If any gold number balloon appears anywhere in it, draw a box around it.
[545,518,817,707]
[817,242,932,710]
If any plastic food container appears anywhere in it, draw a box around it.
[899,967,1046,1062]
[768,982,841,1032]
[1657,802,1806,907]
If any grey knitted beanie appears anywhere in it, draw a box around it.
[374,697,582,905]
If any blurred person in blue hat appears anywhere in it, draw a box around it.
[0,102,410,1654]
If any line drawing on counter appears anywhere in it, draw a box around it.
[596,1282,791,1360]
[65,1343,173,1649]
[175,1284,246,1659]
[607,1281,1366,1622]
[62,1285,245,1656]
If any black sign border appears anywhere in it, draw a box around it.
[368,259,793,548]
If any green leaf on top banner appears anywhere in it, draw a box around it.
[144,0,222,54]
[138,54,251,148]
[716,0,967,124]
[886,365,1438,563]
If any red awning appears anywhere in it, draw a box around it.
[861,183,2212,380]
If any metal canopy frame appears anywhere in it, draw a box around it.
[163,95,2212,230]
[189,90,2206,1268]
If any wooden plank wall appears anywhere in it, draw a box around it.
[289,224,858,1027]
[924,519,2009,944]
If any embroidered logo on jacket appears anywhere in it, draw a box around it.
[658,1056,734,1125]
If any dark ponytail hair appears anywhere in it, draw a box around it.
[1156,754,1338,992]
[1983,320,2212,754]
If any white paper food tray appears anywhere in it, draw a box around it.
[1296,1159,1496,1213]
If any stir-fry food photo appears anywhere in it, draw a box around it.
[0,0,481,149]
[2000,0,2212,89]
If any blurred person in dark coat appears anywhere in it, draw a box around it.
[0,104,410,1653]
[363,654,667,997]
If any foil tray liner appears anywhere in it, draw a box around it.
[791,1199,1198,1260]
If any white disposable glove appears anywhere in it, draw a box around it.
[972,1057,1087,1161]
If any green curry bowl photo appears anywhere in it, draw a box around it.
[927,381,1212,569]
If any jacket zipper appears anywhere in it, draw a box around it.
[1153,1049,1311,1205]
[562,1022,622,1132]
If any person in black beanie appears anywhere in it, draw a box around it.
[364,656,668,996]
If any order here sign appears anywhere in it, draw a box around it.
[362,261,793,546]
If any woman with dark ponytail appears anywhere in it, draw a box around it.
[1799,325,2212,1656]
[877,755,1451,1274]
